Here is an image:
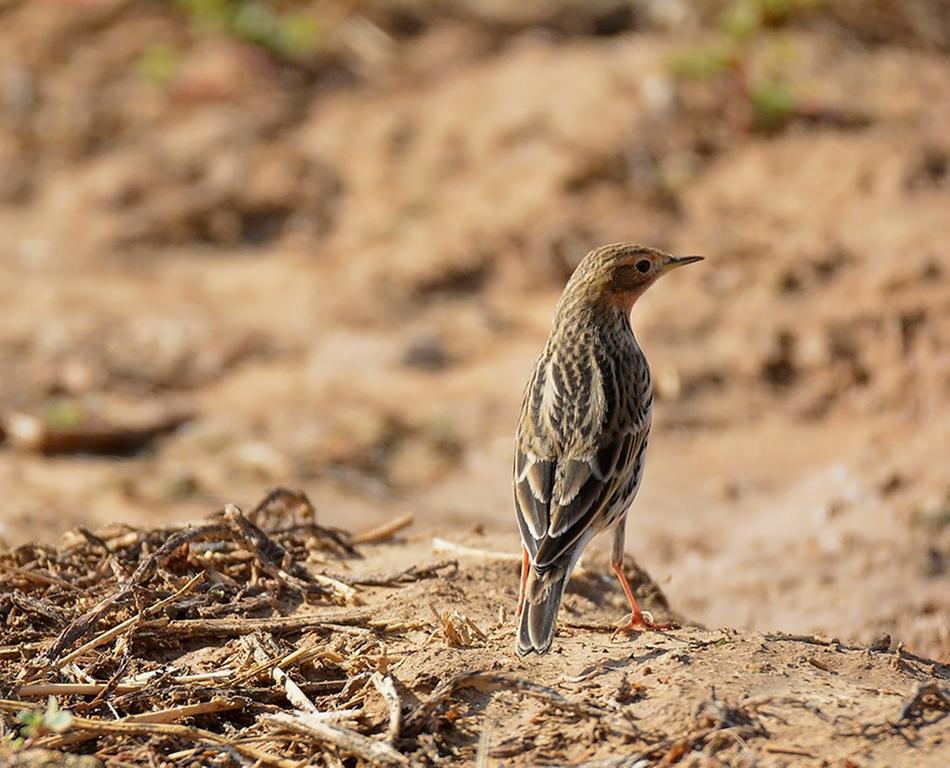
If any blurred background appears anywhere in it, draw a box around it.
[0,0,947,656]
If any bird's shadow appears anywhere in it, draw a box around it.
[565,646,674,685]
[566,554,672,610]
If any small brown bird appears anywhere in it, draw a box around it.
[514,243,702,656]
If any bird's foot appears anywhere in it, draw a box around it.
[612,610,677,638]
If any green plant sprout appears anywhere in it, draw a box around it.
[176,0,324,61]
[43,399,86,430]
[667,0,822,132]
[3,697,75,750]
[138,43,181,84]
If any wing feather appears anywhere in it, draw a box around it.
[535,428,645,566]
[547,459,601,537]
[554,459,592,507]
[514,450,552,546]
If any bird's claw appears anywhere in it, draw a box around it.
[611,610,677,639]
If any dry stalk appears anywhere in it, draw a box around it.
[141,609,376,637]
[428,603,487,647]
[264,710,409,767]
[340,559,457,587]
[371,672,402,743]
[0,565,82,591]
[431,538,521,561]
[249,634,318,714]
[39,698,244,749]
[231,640,342,685]
[224,503,349,601]
[23,570,206,682]
[38,525,226,668]
[0,700,294,768]
[15,682,140,698]
[352,513,414,545]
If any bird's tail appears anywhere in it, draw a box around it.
[516,554,573,657]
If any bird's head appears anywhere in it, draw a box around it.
[562,243,703,314]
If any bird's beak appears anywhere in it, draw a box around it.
[664,255,704,271]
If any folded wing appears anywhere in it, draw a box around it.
[514,427,645,570]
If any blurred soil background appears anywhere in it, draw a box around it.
[0,0,948,668]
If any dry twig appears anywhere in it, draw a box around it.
[264,711,408,767]
[2,410,192,456]
[224,504,349,601]
[431,538,521,561]
[38,527,224,667]
[1,699,290,767]
[139,609,377,638]
[371,672,402,743]
[340,559,457,587]
[249,634,318,714]
[352,513,414,545]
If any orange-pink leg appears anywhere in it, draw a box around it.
[610,519,675,634]
[515,546,530,622]
[611,560,676,633]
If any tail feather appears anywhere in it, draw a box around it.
[516,560,572,656]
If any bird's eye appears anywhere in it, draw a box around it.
[635,259,651,273]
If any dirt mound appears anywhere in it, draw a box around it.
[1,490,947,766]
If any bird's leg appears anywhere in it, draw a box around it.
[610,520,674,633]
[515,546,530,622]
[611,561,675,632]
